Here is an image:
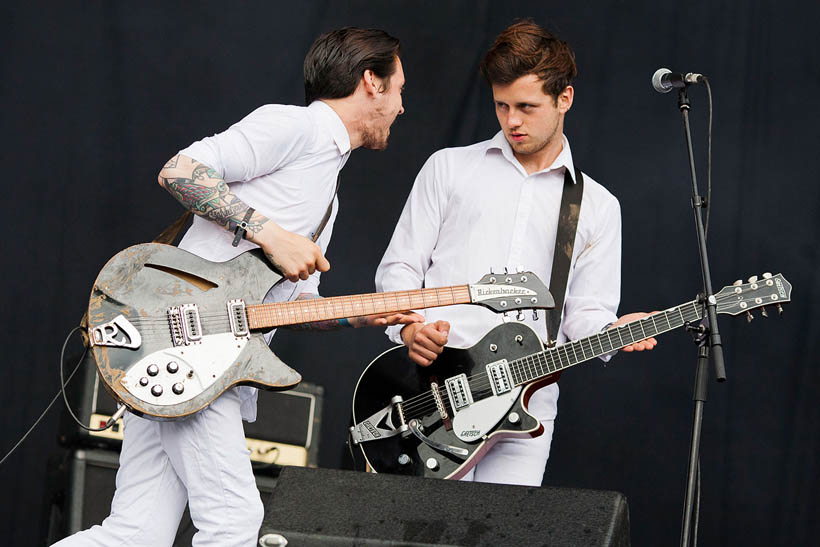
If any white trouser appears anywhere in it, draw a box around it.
[52,388,264,547]
[460,418,555,487]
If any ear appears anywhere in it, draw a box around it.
[361,69,384,97]
[557,85,574,114]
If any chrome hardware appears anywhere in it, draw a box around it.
[746,311,754,323]
[151,385,163,397]
[761,307,768,318]
[530,297,538,304]
[445,374,473,411]
[139,377,149,387]
[515,335,523,344]
[489,343,498,352]
[172,383,184,395]
[739,302,748,309]
[521,275,528,282]
[517,310,525,321]
[167,304,203,346]
[733,279,742,286]
[486,359,512,396]
[166,361,179,374]
[408,419,468,459]
[762,272,772,279]
[777,304,784,314]
[430,382,450,420]
[748,275,758,283]
[227,299,250,338]
[532,309,539,321]
[505,277,513,284]
[426,458,439,471]
[500,301,507,307]
[89,314,142,349]
[508,412,521,424]
[147,364,159,376]
[349,396,409,444]
[489,276,497,283]
[398,454,411,466]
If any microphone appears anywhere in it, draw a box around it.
[652,68,704,93]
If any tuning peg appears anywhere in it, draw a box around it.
[503,266,508,274]
[516,310,525,321]
[532,309,539,321]
[762,272,772,279]
[746,311,754,323]
[516,265,524,273]
[748,275,758,284]
[761,306,768,318]
[733,279,743,286]
[777,303,784,315]
[489,267,494,274]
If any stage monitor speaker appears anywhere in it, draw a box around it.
[259,467,630,547]
[58,351,323,469]
[45,448,278,545]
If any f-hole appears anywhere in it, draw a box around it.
[144,264,218,291]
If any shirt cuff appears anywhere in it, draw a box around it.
[385,324,406,346]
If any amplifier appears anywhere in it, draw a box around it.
[59,351,323,468]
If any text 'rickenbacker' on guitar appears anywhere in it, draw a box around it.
[350,274,792,480]
[86,243,553,420]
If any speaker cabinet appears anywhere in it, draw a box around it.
[259,467,630,546]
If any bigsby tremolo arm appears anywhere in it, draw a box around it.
[349,395,409,444]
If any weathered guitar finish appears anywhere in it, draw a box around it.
[87,243,552,420]
[350,274,792,479]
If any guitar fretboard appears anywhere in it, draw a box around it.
[507,300,703,385]
[246,286,472,329]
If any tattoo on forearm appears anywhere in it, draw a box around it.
[160,160,267,235]
[285,295,354,331]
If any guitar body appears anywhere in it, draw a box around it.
[352,322,559,479]
[87,243,300,420]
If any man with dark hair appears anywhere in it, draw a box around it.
[54,27,413,546]
[376,20,655,486]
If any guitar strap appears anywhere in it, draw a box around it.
[545,166,584,345]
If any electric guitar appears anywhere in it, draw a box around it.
[86,242,552,420]
[349,274,792,479]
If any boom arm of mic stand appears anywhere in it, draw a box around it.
[678,87,726,382]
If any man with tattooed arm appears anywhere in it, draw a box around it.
[53,27,417,547]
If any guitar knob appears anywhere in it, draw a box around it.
[426,457,439,471]
[762,272,772,279]
[147,364,159,376]
[139,377,149,387]
[746,311,754,323]
[172,383,184,395]
[748,276,758,283]
[508,412,521,424]
[167,361,179,374]
[151,385,163,397]
[733,279,743,286]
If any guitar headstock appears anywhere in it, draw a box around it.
[468,271,555,313]
[715,273,791,317]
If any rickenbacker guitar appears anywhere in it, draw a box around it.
[350,273,792,480]
[86,243,553,420]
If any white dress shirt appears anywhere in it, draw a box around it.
[177,100,351,419]
[376,132,621,421]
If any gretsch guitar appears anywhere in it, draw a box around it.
[86,243,552,420]
[350,274,792,479]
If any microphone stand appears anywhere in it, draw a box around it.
[675,85,726,547]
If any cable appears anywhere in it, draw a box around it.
[703,77,713,240]
[0,326,89,466]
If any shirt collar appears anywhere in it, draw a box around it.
[487,131,577,183]
[308,100,351,156]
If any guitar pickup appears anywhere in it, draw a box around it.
[486,359,512,395]
[227,299,250,338]
[167,304,202,346]
[445,374,473,411]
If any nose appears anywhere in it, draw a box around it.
[398,101,405,116]
[506,110,521,128]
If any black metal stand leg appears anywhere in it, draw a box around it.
[681,337,710,547]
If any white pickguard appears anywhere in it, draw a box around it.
[120,333,248,406]
[451,386,522,442]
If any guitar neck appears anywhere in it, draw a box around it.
[509,300,704,386]
[246,285,472,329]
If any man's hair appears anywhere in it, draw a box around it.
[304,27,401,105]
[479,20,577,99]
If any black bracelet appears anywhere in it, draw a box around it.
[231,207,256,247]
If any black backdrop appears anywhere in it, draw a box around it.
[2,1,818,545]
